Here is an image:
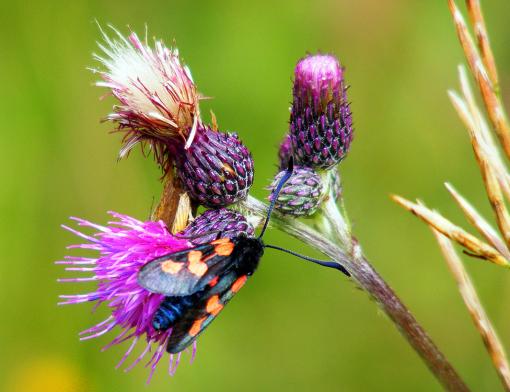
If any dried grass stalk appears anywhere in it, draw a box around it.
[445,183,510,258]
[432,230,510,391]
[395,2,510,389]
[392,195,509,267]
[465,0,499,87]
[448,0,510,159]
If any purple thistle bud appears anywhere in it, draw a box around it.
[94,27,201,170]
[58,212,195,381]
[278,134,293,171]
[180,208,254,244]
[176,126,254,207]
[290,54,353,169]
[268,166,324,216]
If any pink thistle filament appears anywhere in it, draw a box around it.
[58,212,194,381]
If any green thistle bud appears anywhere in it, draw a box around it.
[268,166,324,216]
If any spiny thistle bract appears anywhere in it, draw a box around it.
[278,133,341,201]
[180,208,254,244]
[94,26,254,208]
[58,212,194,381]
[290,54,353,169]
[268,166,324,216]
[176,126,254,207]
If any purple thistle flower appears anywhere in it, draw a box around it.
[93,26,201,170]
[93,27,254,208]
[176,126,254,207]
[290,54,353,169]
[268,166,325,216]
[180,208,254,244]
[58,212,195,381]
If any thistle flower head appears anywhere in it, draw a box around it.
[94,26,201,168]
[58,212,194,381]
[290,54,353,169]
[268,166,324,216]
[180,208,254,244]
[294,54,343,103]
[176,126,254,207]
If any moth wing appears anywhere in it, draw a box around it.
[165,270,250,354]
[137,238,236,296]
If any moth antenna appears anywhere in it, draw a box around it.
[265,244,350,277]
[258,157,294,239]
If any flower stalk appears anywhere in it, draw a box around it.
[235,195,469,392]
[315,179,352,249]
[152,169,191,232]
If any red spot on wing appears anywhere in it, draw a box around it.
[210,238,230,245]
[187,250,208,277]
[189,316,207,337]
[161,259,183,274]
[206,295,224,316]
[188,250,202,263]
[214,241,234,256]
[231,275,248,293]
[208,276,219,287]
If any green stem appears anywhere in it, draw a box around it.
[238,195,470,392]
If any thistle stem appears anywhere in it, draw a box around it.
[152,169,181,227]
[239,195,470,392]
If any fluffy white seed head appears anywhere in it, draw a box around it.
[92,26,201,157]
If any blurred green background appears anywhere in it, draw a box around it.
[2,0,510,390]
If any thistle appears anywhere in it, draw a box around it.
[94,27,254,208]
[93,27,200,170]
[58,212,194,380]
[58,22,475,390]
[176,126,254,207]
[180,208,254,244]
[290,54,353,169]
[268,166,324,216]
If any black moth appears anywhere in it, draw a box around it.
[137,159,349,354]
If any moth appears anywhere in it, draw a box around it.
[137,159,349,353]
